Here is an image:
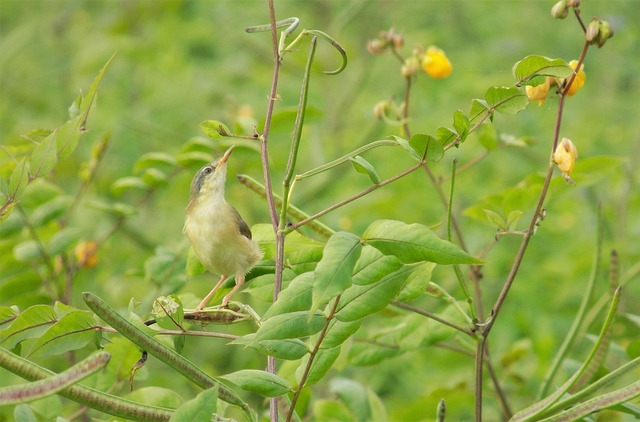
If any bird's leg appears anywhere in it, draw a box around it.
[221,273,245,307]
[196,275,228,311]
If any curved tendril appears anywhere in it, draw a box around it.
[302,30,347,75]
[245,17,300,34]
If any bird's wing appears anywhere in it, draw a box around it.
[231,206,253,239]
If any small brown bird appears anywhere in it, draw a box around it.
[184,146,263,310]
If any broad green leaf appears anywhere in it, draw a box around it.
[231,334,309,360]
[180,137,215,154]
[453,110,470,142]
[352,246,403,286]
[330,378,371,422]
[512,55,572,86]
[175,151,214,168]
[220,369,292,397]
[0,305,57,349]
[29,310,96,357]
[313,400,356,422]
[322,319,362,349]
[133,152,178,174]
[362,220,483,265]
[396,262,436,301]
[86,200,137,217]
[14,404,38,422]
[485,86,529,115]
[484,209,506,229]
[409,134,444,162]
[263,272,314,319]
[469,98,491,121]
[170,387,217,422]
[9,159,29,200]
[30,195,72,227]
[349,156,381,184]
[0,212,22,238]
[200,120,231,139]
[435,126,457,146]
[477,123,498,151]
[507,210,524,230]
[13,241,40,262]
[48,228,82,256]
[336,265,415,322]
[298,346,341,386]
[141,168,168,187]
[30,137,57,178]
[111,177,149,196]
[348,342,403,366]
[254,311,326,341]
[0,306,19,324]
[53,115,84,160]
[186,247,206,276]
[388,135,421,161]
[312,232,362,312]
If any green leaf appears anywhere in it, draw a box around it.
[200,120,232,138]
[141,168,168,187]
[477,123,498,151]
[79,53,115,119]
[396,262,436,301]
[48,228,82,256]
[313,400,356,422]
[512,55,572,86]
[29,310,96,357]
[255,311,326,341]
[52,115,84,160]
[111,177,149,196]
[86,200,137,217]
[349,156,381,184]
[322,319,362,349]
[348,342,403,366]
[0,305,57,350]
[409,134,444,162]
[389,135,421,161]
[352,246,403,286]
[483,209,506,230]
[362,220,483,265]
[263,272,314,319]
[13,241,40,262]
[336,265,415,322]
[220,369,292,397]
[185,247,206,276]
[133,152,178,174]
[30,195,72,227]
[30,137,57,178]
[151,295,184,331]
[298,346,341,386]
[312,232,362,312]
[170,387,217,422]
[9,159,30,200]
[231,334,310,360]
[175,151,214,168]
[506,210,524,230]
[453,110,470,142]
[469,98,491,121]
[330,378,371,422]
[485,86,529,115]
[435,126,457,146]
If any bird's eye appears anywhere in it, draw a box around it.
[203,167,213,175]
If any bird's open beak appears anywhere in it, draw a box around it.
[218,145,235,166]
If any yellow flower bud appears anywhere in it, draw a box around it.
[551,0,569,19]
[421,46,453,79]
[75,240,99,268]
[526,77,552,106]
[373,100,390,120]
[554,137,578,176]
[564,60,586,96]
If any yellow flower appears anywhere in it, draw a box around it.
[75,240,99,268]
[554,138,578,176]
[421,46,452,79]
[564,60,586,96]
[526,77,552,106]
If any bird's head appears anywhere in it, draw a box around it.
[189,145,235,202]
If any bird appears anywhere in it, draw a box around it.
[183,145,263,310]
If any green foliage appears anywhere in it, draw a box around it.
[1,2,638,422]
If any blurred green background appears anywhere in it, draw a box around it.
[1,0,639,420]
